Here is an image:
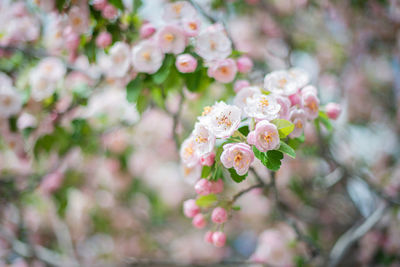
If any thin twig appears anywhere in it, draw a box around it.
[231,183,265,203]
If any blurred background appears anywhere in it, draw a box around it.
[1,0,400,266]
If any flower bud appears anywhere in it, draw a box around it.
[211,207,228,224]
[204,231,214,243]
[183,199,200,218]
[140,23,156,39]
[93,0,107,10]
[210,179,224,194]
[234,79,250,93]
[96,32,112,48]
[102,4,117,20]
[176,54,198,73]
[326,102,341,120]
[212,231,226,247]
[192,213,206,229]
[236,56,253,73]
[200,152,215,167]
[195,179,213,195]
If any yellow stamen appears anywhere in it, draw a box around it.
[2,96,12,106]
[202,106,212,116]
[295,121,303,129]
[217,115,232,127]
[173,3,183,14]
[185,145,194,156]
[164,33,174,42]
[220,66,229,75]
[142,51,151,61]
[263,134,273,143]
[278,78,287,88]
[189,22,197,30]
[195,136,208,143]
[260,98,269,107]
[307,101,318,112]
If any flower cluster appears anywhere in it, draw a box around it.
[180,68,340,247]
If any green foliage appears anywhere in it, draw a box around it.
[228,168,248,183]
[201,165,212,178]
[53,170,84,217]
[55,0,66,12]
[287,134,305,150]
[253,147,284,171]
[271,119,295,138]
[278,141,296,158]
[238,125,249,136]
[318,111,333,131]
[196,194,218,208]
[153,54,174,84]
[133,0,143,13]
[109,0,124,10]
[126,75,143,103]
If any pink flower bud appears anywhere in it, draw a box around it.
[288,91,301,106]
[192,213,207,229]
[183,199,200,218]
[211,207,228,224]
[234,79,250,93]
[140,23,156,39]
[102,4,118,20]
[96,32,112,48]
[210,179,224,194]
[236,56,253,73]
[65,31,80,52]
[93,0,108,10]
[212,231,226,247]
[200,152,215,166]
[176,54,198,73]
[204,231,214,243]
[325,102,341,120]
[195,179,213,195]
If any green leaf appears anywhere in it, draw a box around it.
[55,0,66,12]
[201,166,212,178]
[196,194,218,208]
[271,119,295,138]
[152,54,174,84]
[278,141,296,158]
[210,164,222,181]
[287,135,305,150]
[109,0,124,10]
[228,168,248,183]
[253,146,284,171]
[136,92,149,115]
[238,125,249,136]
[126,75,143,103]
[318,111,333,131]
[133,0,142,13]
[232,206,241,211]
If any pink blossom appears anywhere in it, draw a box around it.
[210,179,224,194]
[182,18,201,37]
[220,143,254,176]
[96,32,112,48]
[326,102,341,120]
[234,86,261,110]
[192,122,215,157]
[192,213,207,229]
[288,91,301,106]
[289,108,306,138]
[140,23,156,39]
[64,28,80,52]
[39,171,64,194]
[211,207,228,224]
[176,54,197,73]
[247,120,280,152]
[183,199,200,218]
[234,80,250,93]
[200,152,215,166]
[195,179,213,195]
[301,91,319,120]
[195,25,232,62]
[93,0,108,10]
[131,40,164,74]
[180,137,199,167]
[68,6,89,34]
[157,25,187,55]
[163,1,197,22]
[204,231,214,243]
[207,59,237,83]
[236,56,253,73]
[275,95,291,120]
[212,231,226,247]
[102,4,118,20]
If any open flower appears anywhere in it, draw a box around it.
[234,86,261,110]
[68,6,89,34]
[289,108,306,138]
[195,24,232,62]
[180,136,199,167]
[288,67,310,89]
[163,1,197,23]
[157,25,187,55]
[244,94,281,121]
[100,42,131,78]
[264,70,299,96]
[247,120,280,152]
[182,18,201,37]
[0,86,22,118]
[192,122,215,157]
[221,143,254,175]
[207,58,237,83]
[301,91,319,120]
[176,54,197,73]
[36,57,66,81]
[131,40,164,74]
[202,101,241,138]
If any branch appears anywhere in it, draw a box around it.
[328,201,388,267]
[231,183,266,203]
